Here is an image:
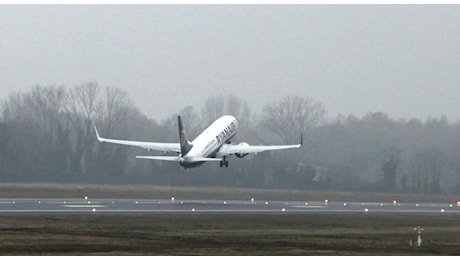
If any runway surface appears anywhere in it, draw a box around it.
[1,197,460,215]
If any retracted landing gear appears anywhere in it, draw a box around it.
[219,157,229,168]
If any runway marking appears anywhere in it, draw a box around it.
[291,205,327,208]
[47,201,103,204]
[2,198,460,215]
[64,205,107,208]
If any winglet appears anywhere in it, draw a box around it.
[93,124,103,142]
[300,132,303,147]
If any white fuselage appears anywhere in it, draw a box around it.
[182,115,238,166]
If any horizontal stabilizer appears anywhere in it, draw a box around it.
[136,156,222,162]
[188,157,223,162]
[136,156,180,161]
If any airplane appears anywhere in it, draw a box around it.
[94,115,302,169]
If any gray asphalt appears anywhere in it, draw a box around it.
[1,198,460,215]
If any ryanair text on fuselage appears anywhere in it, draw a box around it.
[215,119,238,144]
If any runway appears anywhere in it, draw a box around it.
[1,197,460,215]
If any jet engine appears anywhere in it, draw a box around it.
[235,142,249,158]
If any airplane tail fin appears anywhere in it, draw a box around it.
[178,115,193,156]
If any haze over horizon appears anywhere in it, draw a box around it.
[1,5,459,121]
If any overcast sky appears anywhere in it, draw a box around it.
[1,5,459,121]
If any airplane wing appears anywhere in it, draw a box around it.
[216,133,303,157]
[94,125,180,153]
[216,143,301,157]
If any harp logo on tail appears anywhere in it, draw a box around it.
[180,130,187,146]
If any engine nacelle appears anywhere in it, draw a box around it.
[235,142,249,158]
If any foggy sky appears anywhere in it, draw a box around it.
[1,5,459,121]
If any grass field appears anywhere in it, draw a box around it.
[0,183,460,255]
[1,214,460,255]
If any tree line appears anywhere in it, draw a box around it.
[1,82,460,195]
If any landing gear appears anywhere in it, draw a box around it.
[219,157,229,168]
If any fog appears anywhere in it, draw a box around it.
[1,5,459,121]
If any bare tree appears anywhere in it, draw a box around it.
[2,91,26,122]
[69,82,101,174]
[201,95,225,126]
[1,90,40,180]
[24,85,68,138]
[260,95,325,144]
[1,85,71,180]
[225,94,252,128]
[100,87,135,136]
[71,82,100,123]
